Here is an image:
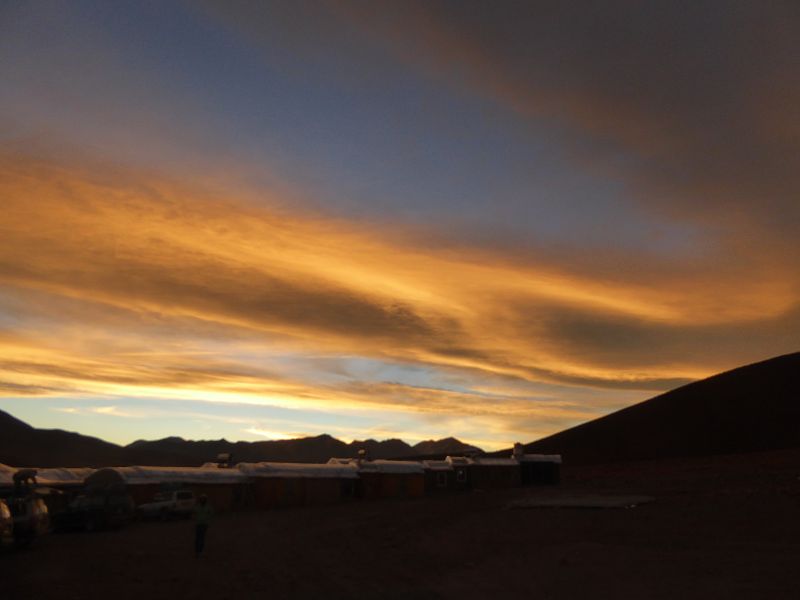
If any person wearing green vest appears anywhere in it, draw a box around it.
[193,494,214,557]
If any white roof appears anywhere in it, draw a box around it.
[519,454,562,464]
[359,460,424,474]
[89,466,247,485]
[0,464,95,487]
[237,462,359,479]
[328,458,425,474]
[422,460,453,471]
[471,457,519,467]
[36,467,96,485]
[445,456,473,466]
[0,464,15,487]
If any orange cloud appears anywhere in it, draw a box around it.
[1,150,798,444]
[326,2,800,264]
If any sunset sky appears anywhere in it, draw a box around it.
[1,1,798,449]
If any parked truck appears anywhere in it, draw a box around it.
[137,490,196,520]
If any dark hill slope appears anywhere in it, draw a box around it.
[0,410,128,467]
[516,352,800,465]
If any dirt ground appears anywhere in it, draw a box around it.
[5,449,800,600]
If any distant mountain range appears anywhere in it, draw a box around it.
[4,351,799,469]
[505,352,800,465]
[0,409,481,468]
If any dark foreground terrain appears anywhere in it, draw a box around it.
[6,448,800,600]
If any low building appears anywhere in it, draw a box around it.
[329,459,425,500]
[422,460,456,494]
[0,464,94,491]
[0,465,96,515]
[237,462,359,509]
[0,464,17,492]
[84,466,248,512]
[444,456,473,491]
[518,454,562,485]
[467,457,522,490]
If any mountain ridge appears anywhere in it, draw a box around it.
[0,410,481,467]
[5,352,798,468]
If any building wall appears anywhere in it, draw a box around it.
[520,462,561,485]
[304,478,350,506]
[423,470,456,494]
[189,483,239,512]
[359,473,425,499]
[251,478,302,509]
[469,465,521,490]
[127,484,162,507]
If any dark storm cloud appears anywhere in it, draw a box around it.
[535,302,800,372]
[336,1,800,232]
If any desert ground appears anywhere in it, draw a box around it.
[5,449,800,600]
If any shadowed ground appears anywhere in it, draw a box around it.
[7,448,800,599]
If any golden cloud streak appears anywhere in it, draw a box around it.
[1,151,797,431]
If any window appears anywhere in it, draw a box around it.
[456,468,467,483]
[436,472,447,488]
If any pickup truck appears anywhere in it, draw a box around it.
[137,490,196,520]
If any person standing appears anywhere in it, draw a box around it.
[193,494,213,558]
